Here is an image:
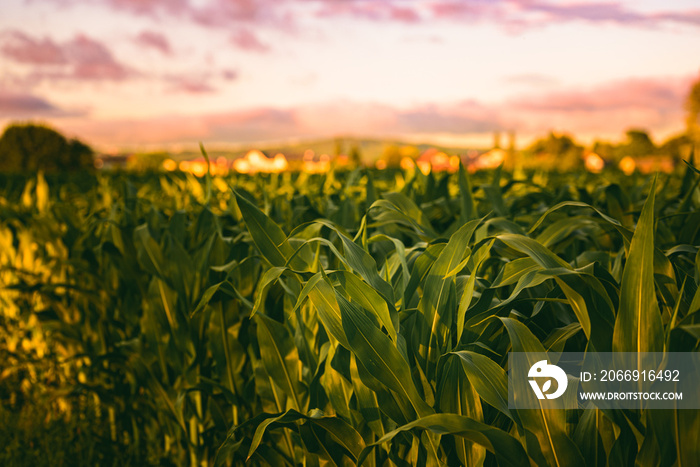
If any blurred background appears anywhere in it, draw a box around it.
[1,0,699,172]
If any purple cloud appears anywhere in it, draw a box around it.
[0,31,134,82]
[36,0,700,33]
[135,31,171,55]
[205,107,299,140]
[43,72,693,147]
[64,34,133,80]
[316,1,422,23]
[97,0,289,29]
[0,30,67,65]
[395,102,503,133]
[230,29,269,52]
[222,69,239,81]
[430,0,700,29]
[167,76,217,94]
[0,91,84,117]
[102,0,191,17]
[65,106,301,145]
[510,77,687,113]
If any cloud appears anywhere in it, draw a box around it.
[0,30,134,82]
[167,76,217,94]
[49,100,504,147]
[135,31,171,55]
[205,108,299,140]
[510,77,687,113]
[63,107,300,145]
[22,74,693,146]
[37,0,700,38]
[221,69,239,81]
[0,30,68,65]
[230,29,269,52]
[395,102,503,133]
[0,91,84,118]
[315,1,422,23]
[429,0,700,30]
[504,76,692,137]
[94,0,289,29]
[309,0,700,31]
[101,0,191,17]
[63,34,133,80]
[503,73,559,87]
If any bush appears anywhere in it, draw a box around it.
[0,123,94,172]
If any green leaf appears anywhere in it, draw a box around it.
[434,356,486,466]
[419,218,481,372]
[233,189,299,268]
[500,318,585,467]
[244,409,364,463]
[133,223,165,278]
[359,414,530,467]
[613,177,664,359]
[315,219,395,304]
[250,266,287,318]
[296,272,351,350]
[459,162,477,222]
[496,233,572,270]
[337,293,433,419]
[331,270,397,343]
[456,239,493,344]
[255,314,304,411]
[451,351,512,420]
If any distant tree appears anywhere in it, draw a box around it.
[349,145,362,167]
[592,140,616,161]
[616,129,656,159]
[659,133,693,162]
[686,76,700,158]
[0,123,94,172]
[399,145,420,160]
[526,132,583,169]
[382,144,402,167]
[127,151,169,171]
[528,132,579,156]
[334,137,343,156]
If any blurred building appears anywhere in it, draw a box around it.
[232,150,288,174]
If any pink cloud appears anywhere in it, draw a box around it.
[230,29,269,53]
[222,69,239,81]
[428,0,700,30]
[61,107,300,145]
[37,0,700,34]
[64,34,133,80]
[316,1,422,23]
[0,91,84,117]
[102,0,191,17]
[429,1,496,21]
[510,77,688,113]
[504,76,692,137]
[135,31,171,55]
[24,73,694,147]
[97,0,289,29]
[1,31,134,82]
[0,30,67,65]
[167,76,217,94]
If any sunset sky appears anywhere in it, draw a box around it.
[1,0,699,151]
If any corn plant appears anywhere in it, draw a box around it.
[1,159,698,466]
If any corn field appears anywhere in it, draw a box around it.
[1,161,699,466]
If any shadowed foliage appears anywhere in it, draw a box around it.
[0,123,93,172]
[1,160,698,465]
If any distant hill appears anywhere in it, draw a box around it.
[166,137,482,164]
